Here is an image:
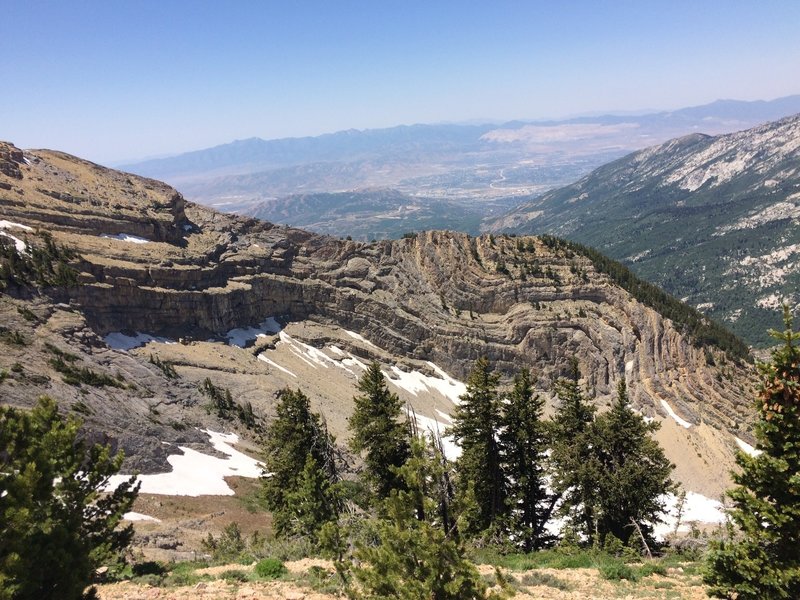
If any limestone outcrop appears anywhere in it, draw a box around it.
[0,142,756,475]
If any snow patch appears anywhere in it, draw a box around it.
[0,231,27,253]
[735,437,762,457]
[342,354,369,371]
[123,512,161,522]
[653,491,727,539]
[106,430,262,496]
[100,233,151,244]
[0,219,33,232]
[104,331,175,351]
[257,354,297,378]
[384,362,466,405]
[660,399,692,428]
[435,409,453,423]
[226,317,282,348]
[409,412,461,461]
[344,330,378,348]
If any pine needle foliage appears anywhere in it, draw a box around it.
[705,308,800,599]
[450,357,507,536]
[550,359,599,544]
[0,397,139,600]
[501,368,556,551]
[262,388,340,542]
[348,437,501,600]
[348,362,410,500]
[591,380,676,546]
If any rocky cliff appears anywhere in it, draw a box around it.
[486,114,800,347]
[0,141,756,495]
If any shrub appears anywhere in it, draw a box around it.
[132,561,167,577]
[599,560,638,581]
[220,569,249,582]
[254,558,287,579]
[201,522,247,562]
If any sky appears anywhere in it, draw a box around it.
[2,0,799,164]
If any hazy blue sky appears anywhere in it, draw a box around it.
[2,1,799,163]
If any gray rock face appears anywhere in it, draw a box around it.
[0,142,756,475]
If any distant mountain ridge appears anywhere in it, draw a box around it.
[487,113,800,347]
[118,96,800,229]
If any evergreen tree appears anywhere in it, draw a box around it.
[283,455,340,543]
[450,357,506,536]
[501,368,556,551]
[0,397,139,600]
[705,309,800,599]
[591,379,676,546]
[348,362,410,500]
[262,388,339,540]
[550,358,599,544]
[348,437,499,600]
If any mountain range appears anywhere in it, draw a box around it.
[120,95,800,221]
[0,140,756,506]
[487,114,800,347]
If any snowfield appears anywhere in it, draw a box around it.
[226,317,282,347]
[106,430,262,496]
[104,331,175,350]
[0,219,33,253]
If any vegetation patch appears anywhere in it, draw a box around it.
[254,557,287,579]
[540,235,751,363]
[0,231,80,289]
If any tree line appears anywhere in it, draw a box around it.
[2,315,798,598]
[261,357,678,597]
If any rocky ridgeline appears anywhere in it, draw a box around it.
[0,141,756,443]
[485,114,800,347]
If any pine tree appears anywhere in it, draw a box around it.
[450,357,506,536]
[348,437,499,600]
[0,397,139,600]
[283,455,340,543]
[705,309,800,599]
[501,368,556,551]
[348,362,410,500]
[550,358,599,544]
[262,388,339,540]
[591,379,676,546]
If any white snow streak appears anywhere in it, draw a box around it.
[660,399,693,428]
[123,512,161,522]
[0,220,33,232]
[257,353,297,378]
[344,330,378,348]
[735,437,762,457]
[100,233,151,244]
[0,232,27,253]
